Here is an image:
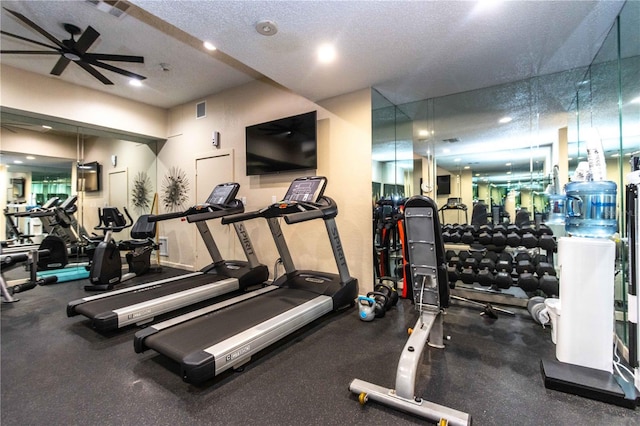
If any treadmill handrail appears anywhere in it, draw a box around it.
[284,197,337,224]
[148,200,244,223]
[221,209,262,225]
[223,197,337,225]
[147,211,187,222]
[186,201,244,223]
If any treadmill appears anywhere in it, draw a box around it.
[134,176,358,383]
[67,182,269,331]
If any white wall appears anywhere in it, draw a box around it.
[1,65,167,140]
[1,65,374,293]
[157,80,373,290]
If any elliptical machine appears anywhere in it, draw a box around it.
[85,207,158,291]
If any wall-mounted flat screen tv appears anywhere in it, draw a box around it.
[246,111,317,176]
[437,175,451,195]
[77,161,101,192]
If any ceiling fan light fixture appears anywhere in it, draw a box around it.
[63,52,81,61]
[256,20,278,36]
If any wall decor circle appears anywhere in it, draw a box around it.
[131,171,153,213]
[161,166,189,212]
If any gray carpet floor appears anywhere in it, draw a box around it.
[1,267,638,425]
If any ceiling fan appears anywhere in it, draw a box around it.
[0,7,145,85]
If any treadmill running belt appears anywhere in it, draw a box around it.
[143,287,317,361]
[74,274,226,317]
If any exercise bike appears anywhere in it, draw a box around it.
[85,207,158,291]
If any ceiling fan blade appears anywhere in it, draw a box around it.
[85,58,147,80]
[1,50,60,55]
[51,56,71,76]
[73,26,99,54]
[3,8,65,49]
[84,53,144,63]
[76,61,113,85]
[0,30,59,50]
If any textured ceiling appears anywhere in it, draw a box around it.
[0,0,625,108]
[0,0,631,184]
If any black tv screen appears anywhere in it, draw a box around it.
[246,111,317,176]
[77,161,101,192]
[437,175,451,195]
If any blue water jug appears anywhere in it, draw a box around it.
[565,180,617,238]
[547,194,566,224]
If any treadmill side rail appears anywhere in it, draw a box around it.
[67,272,203,316]
[185,296,333,383]
[111,278,240,329]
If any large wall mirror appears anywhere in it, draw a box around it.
[372,1,638,359]
[1,108,160,267]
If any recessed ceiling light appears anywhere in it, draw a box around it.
[256,20,278,36]
[203,41,216,51]
[26,156,35,160]
[418,129,429,137]
[317,43,336,63]
[499,116,512,124]
[13,160,23,164]
[463,166,470,170]
[454,158,461,162]
[631,96,640,104]
[42,125,52,130]
[129,79,142,87]
[442,148,451,153]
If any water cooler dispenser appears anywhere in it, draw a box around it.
[541,179,638,408]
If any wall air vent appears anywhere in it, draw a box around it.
[442,138,461,143]
[196,101,206,119]
[85,0,130,18]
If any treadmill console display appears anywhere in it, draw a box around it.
[206,183,240,205]
[282,177,327,203]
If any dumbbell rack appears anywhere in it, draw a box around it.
[442,222,559,308]
[350,195,471,425]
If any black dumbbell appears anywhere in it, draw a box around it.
[463,255,479,271]
[478,226,493,245]
[492,230,507,247]
[506,230,522,247]
[521,230,539,249]
[448,264,460,284]
[477,268,495,286]
[539,234,557,252]
[537,224,553,236]
[479,256,496,272]
[536,262,556,277]
[461,225,477,244]
[495,270,512,289]
[516,259,534,275]
[539,274,559,297]
[518,272,539,292]
[460,266,477,284]
[446,250,457,261]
